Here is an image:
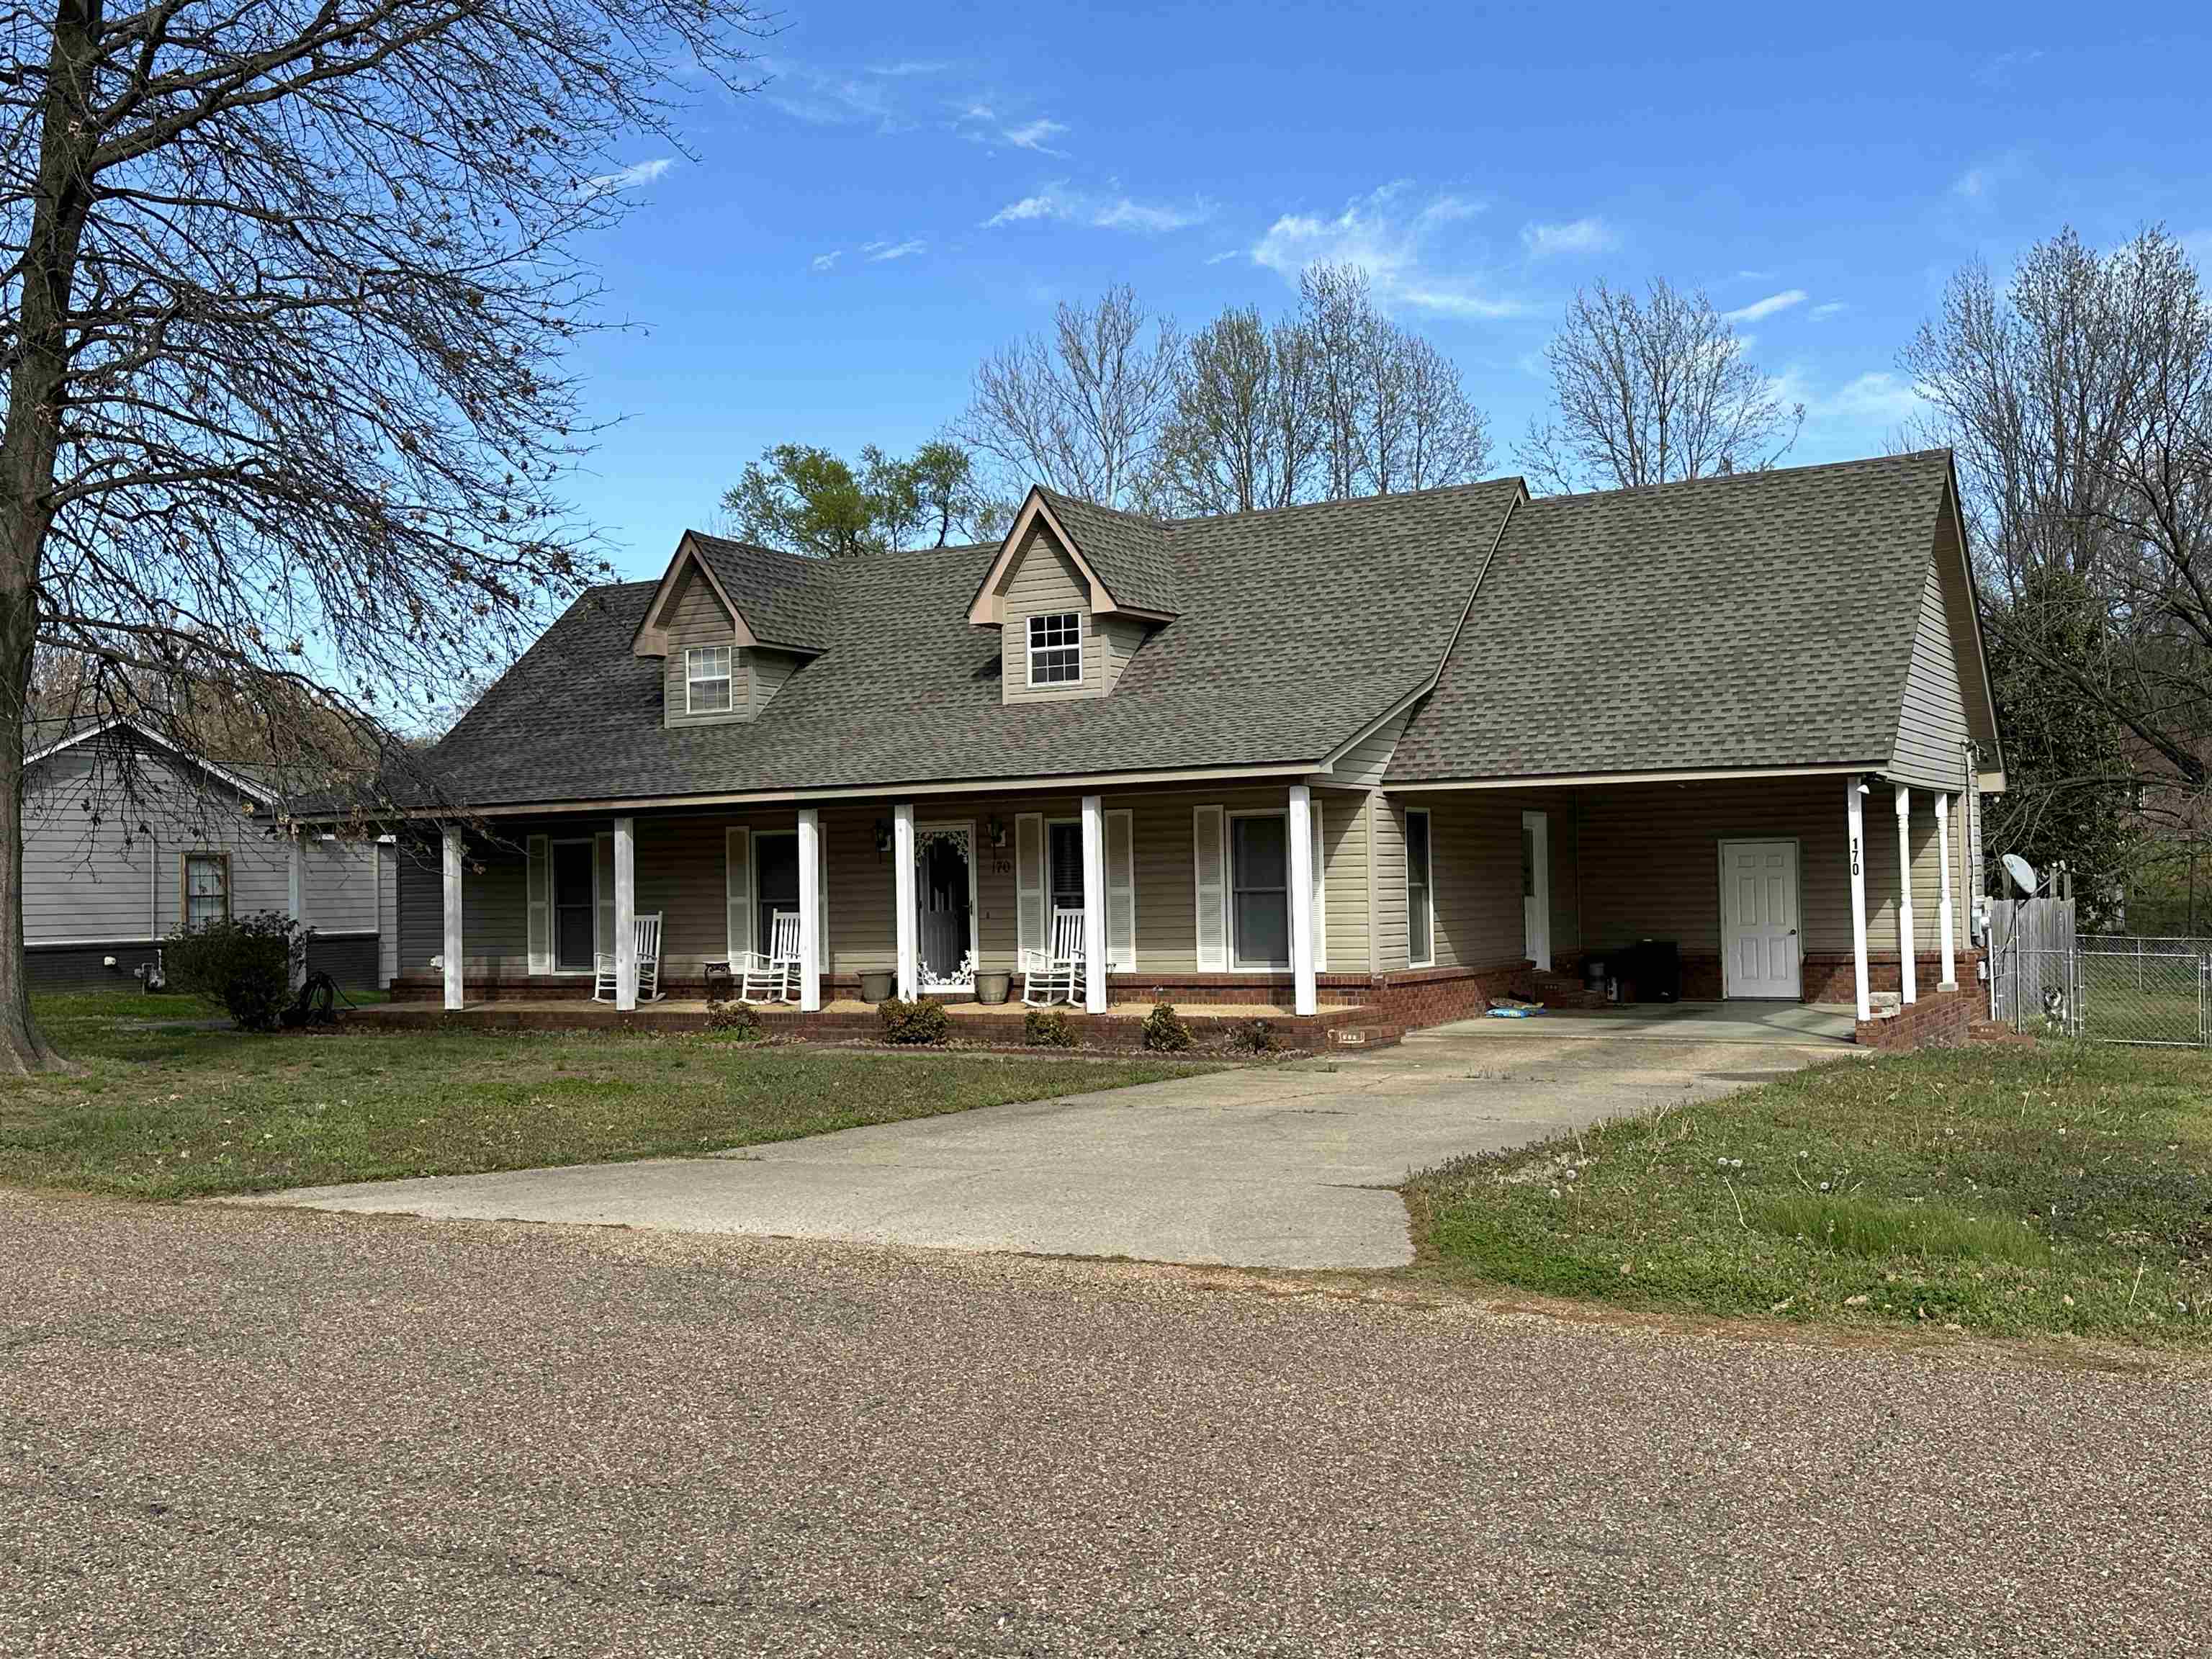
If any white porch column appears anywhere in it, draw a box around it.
[613,815,637,1012]
[1080,794,1107,1014]
[893,803,917,1001]
[1287,783,1317,1017]
[441,826,464,1012]
[1935,793,1957,991]
[287,828,310,990]
[796,807,822,1012]
[1894,783,1917,1005]
[1845,779,1871,1023]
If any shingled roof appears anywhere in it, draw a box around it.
[685,532,838,652]
[1032,488,1182,614]
[413,477,1523,808]
[1388,451,1961,783]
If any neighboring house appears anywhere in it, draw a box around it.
[24,719,394,992]
[382,451,2005,1035]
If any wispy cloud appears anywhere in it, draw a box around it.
[1723,288,1808,323]
[582,157,673,198]
[982,181,1210,235]
[810,250,842,272]
[860,237,927,262]
[1003,117,1069,154]
[1250,182,1521,319]
[760,58,945,130]
[1809,301,1848,322]
[1951,166,1990,199]
[956,104,1073,156]
[867,59,948,77]
[1821,372,1925,426]
[1520,217,1616,258]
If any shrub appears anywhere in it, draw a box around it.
[1226,1017,1282,1055]
[1024,1007,1076,1048]
[703,999,766,1041]
[165,912,306,1033]
[1140,999,1192,1053]
[880,997,950,1046]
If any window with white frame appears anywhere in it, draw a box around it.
[1027,611,1082,685]
[685,645,733,714]
[1405,809,1434,968]
[184,853,230,930]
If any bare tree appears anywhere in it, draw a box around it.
[1517,278,1802,493]
[1396,334,1493,490]
[1154,307,1321,514]
[0,1,768,1070]
[1298,262,1372,500]
[958,285,1182,511]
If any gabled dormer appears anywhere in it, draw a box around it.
[966,488,1179,705]
[632,533,830,728]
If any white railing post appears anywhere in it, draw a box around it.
[441,826,465,1012]
[1080,794,1107,1014]
[796,808,822,1012]
[1935,793,1956,990]
[1846,779,1871,1022]
[613,816,637,1011]
[1287,784,1317,1017]
[287,827,310,992]
[1894,783,1917,1005]
[893,804,917,1001]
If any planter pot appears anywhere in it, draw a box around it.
[974,971,1012,1006]
[858,969,896,1004]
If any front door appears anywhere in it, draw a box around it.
[1720,840,1801,998]
[754,832,799,956]
[1521,811,1551,973]
[552,840,595,971]
[914,824,976,990]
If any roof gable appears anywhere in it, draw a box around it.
[631,533,840,660]
[966,490,1172,626]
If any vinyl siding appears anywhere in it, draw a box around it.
[746,646,804,715]
[999,531,1100,705]
[22,742,379,945]
[661,562,740,728]
[1315,787,1370,974]
[1330,709,1409,789]
[1097,614,1149,693]
[1889,554,1973,791]
[1373,793,1409,972]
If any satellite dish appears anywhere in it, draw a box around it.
[2002,853,2039,896]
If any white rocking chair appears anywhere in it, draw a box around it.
[593,912,665,1003]
[1021,907,1087,1007]
[736,909,802,1004]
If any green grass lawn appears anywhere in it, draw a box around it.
[1404,1043,2212,1346]
[4,992,1215,1200]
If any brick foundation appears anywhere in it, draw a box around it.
[1854,981,1977,1051]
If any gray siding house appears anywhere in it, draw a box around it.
[26,719,392,992]
[377,451,2005,1035]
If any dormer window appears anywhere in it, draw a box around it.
[685,645,733,714]
[1027,612,1082,686]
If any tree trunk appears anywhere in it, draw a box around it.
[0,1,104,1071]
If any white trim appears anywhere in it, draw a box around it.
[1935,791,1957,989]
[546,834,599,975]
[526,833,551,976]
[1306,793,1326,974]
[441,827,465,1011]
[1025,611,1084,688]
[1287,785,1316,1017]
[1894,783,1915,1006]
[1015,812,1047,966]
[796,808,822,1012]
[893,804,917,999]
[27,716,276,805]
[613,816,637,1011]
[1226,808,1292,972]
[1080,796,1106,1013]
[1404,806,1436,970]
[724,825,753,966]
[1716,837,1804,1000]
[1845,778,1871,1022]
[1520,809,1551,974]
[1105,806,1136,974]
[684,644,734,714]
[1192,804,1228,973]
[1390,762,1879,792]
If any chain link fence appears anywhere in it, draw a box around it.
[1995,936,2211,1046]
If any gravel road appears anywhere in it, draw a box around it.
[3,1189,2205,1656]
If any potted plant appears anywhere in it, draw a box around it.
[975,968,1012,1005]
[858,968,895,1003]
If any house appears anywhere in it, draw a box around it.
[379,450,2005,1045]
[24,718,394,992]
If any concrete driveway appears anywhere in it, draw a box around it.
[243,1006,1856,1269]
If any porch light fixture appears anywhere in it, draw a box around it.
[1856,776,1872,795]
[872,817,893,856]
[985,814,1008,850]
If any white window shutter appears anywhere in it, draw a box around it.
[1106,809,1136,971]
[1015,813,1045,959]
[816,823,830,974]
[725,827,752,961]
[1309,796,1328,974]
[1192,805,1227,971]
[526,835,551,975]
[594,832,614,958]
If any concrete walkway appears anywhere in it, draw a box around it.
[241,1007,1855,1268]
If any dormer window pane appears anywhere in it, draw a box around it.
[686,645,733,714]
[1028,612,1082,685]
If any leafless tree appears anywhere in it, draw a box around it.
[1153,307,1321,514]
[0,0,769,1071]
[1516,277,1802,493]
[958,284,1182,511]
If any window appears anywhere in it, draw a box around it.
[1047,820,1084,917]
[685,645,733,714]
[1406,809,1434,968]
[552,840,595,971]
[1027,611,1082,685]
[1229,814,1290,969]
[183,853,230,930]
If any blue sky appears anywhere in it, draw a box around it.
[562,2,2212,579]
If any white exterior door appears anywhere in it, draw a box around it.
[1720,840,1801,998]
[1521,810,1551,973]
